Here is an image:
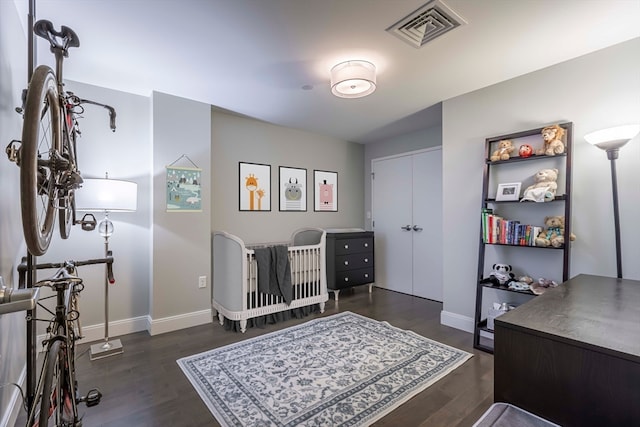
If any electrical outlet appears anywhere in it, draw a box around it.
[198,276,207,288]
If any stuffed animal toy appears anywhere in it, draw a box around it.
[535,216,576,248]
[520,168,558,202]
[490,140,515,161]
[530,278,559,295]
[507,275,533,291]
[518,144,533,158]
[537,124,565,156]
[488,263,515,285]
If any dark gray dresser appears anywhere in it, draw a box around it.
[325,230,374,300]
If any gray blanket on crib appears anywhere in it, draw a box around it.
[254,245,292,304]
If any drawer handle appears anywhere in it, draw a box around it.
[364,258,368,263]
[364,273,369,278]
[344,244,349,249]
[344,261,349,266]
[364,243,369,247]
[344,277,349,282]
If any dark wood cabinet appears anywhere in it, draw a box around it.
[326,231,374,300]
[494,274,640,427]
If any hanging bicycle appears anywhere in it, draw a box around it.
[6,20,117,256]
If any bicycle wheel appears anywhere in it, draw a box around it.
[21,65,62,256]
[59,124,80,240]
[26,339,62,427]
[59,189,75,239]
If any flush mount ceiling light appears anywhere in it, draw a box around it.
[330,60,376,98]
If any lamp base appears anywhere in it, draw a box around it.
[90,338,123,360]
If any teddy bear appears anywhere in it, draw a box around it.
[537,124,565,156]
[535,216,576,248]
[520,168,558,202]
[490,140,515,161]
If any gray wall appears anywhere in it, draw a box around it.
[211,110,365,243]
[151,91,212,332]
[0,1,27,425]
[441,38,640,330]
[364,115,442,230]
[41,80,152,334]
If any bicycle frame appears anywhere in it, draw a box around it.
[26,279,82,426]
[16,254,114,426]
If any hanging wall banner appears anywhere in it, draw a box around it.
[166,166,202,212]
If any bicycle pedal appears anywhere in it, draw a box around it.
[81,388,102,407]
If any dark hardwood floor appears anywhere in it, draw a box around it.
[16,288,494,426]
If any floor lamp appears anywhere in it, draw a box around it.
[584,124,639,279]
[75,174,138,360]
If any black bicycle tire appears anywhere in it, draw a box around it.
[20,65,62,256]
[59,190,75,239]
[59,123,79,240]
[38,339,62,427]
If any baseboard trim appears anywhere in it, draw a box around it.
[147,309,213,336]
[440,310,474,333]
[36,315,149,350]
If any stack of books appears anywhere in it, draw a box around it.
[481,208,541,246]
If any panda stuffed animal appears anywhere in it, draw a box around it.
[488,263,514,286]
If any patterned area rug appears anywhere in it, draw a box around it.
[177,311,472,426]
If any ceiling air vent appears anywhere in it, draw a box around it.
[386,0,466,48]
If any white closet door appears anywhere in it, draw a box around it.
[372,155,413,294]
[412,149,443,301]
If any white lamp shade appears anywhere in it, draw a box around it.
[330,60,376,98]
[584,124,640,151]
[75,178,138,212]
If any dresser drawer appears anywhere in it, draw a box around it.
[334,268,374,289]
[335,253,373,271]
[335,237,373,255]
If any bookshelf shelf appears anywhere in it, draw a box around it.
[473,123,573,353]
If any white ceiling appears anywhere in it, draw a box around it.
[27,0,640,144]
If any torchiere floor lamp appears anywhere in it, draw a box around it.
[75,173,137,360]
[584,124,639,279]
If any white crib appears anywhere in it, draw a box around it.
[212,228,328,332]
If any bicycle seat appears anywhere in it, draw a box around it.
[34,20,80,55]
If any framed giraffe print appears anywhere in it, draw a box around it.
[239,162,271,211]
[314,170,338,212]
[279,167,307,211]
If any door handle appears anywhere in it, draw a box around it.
[413,225,423,232]
[401,225,411,231]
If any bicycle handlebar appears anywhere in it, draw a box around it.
[17,252,115,289]
[78,98,117,132]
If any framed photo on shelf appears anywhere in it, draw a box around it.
[495,182,521,201]
[314,170,338,211]
[279,166,307,211]
[239,162,271,211]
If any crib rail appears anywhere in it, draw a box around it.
[212,228,328,332]
[245,244,323,310]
